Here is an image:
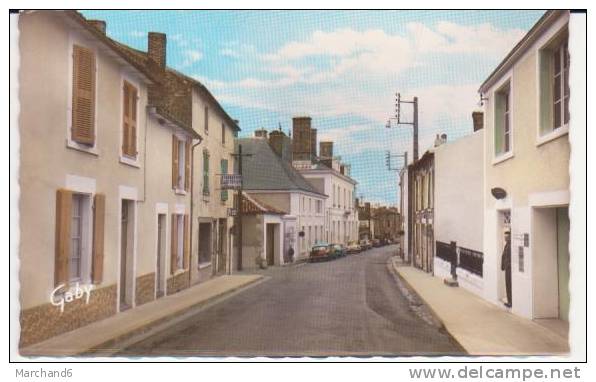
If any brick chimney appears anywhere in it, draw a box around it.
[320,141,333,160]
[148,32,167,69]
[88,20,106,34]
[254,128,268,139]
[269,130,292,162]
[292,116,312,161]
[472,111,484,132]
[310,128,317,159]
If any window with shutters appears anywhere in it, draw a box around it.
[178,139,185,190]
[220,159,228,202]
[172,135,189,193]
[69,193,91,283]
[204,106,209,134]
[221,123,226,145]
[203,150,210,196]
[121,80,138,160]
[69,44,97,150]
[538,29,570,144]
[176,214,184,270]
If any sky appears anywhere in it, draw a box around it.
[82,10,545,206]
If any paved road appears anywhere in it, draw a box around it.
[119,245,464,356]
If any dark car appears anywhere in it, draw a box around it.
[372,239,382,247]
[309,242,331,262]
[328,244,346,259]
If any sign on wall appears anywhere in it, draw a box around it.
[221,174,242,190]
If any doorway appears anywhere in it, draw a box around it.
[266,223,275,266]
[497,210,511,305]
[532,206,569,320]
[156,213,166,298]
[217,219,227,274]
[198,222,213,267]
[120,200,135,311]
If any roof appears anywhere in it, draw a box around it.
[306,162,358,185]
[236,138,327,197]
[241,193,286,215]
[478,10,566,93]
[64,11,239,137]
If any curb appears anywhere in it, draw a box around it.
[388,257,468,353]
[85,275,268,356]
[20,275,267,357]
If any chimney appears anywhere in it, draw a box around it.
[472,111,484,132]
[310,128,317,160]
[320,141,333,159]
[148,32,167,69]
[269,130,291,161]
[254,128,268,139]
[88,20,106,34]
[292,116,312,161]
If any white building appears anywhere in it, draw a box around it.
[237,132,327,263]
[479,10,576,321]
[433,126,484,296]
[298,142,359,245]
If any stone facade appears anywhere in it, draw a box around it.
[167,271,190,295]
[19,284,117,348]
[135,273,156,306]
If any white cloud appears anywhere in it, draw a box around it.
[406,21,525,58]
[181,49,203,67]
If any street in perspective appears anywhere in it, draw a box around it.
[13,9,583,358]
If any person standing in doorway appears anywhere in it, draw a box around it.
[501,229,512,308]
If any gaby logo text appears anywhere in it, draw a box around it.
[50,283,93,313]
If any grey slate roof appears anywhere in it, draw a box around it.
[236,138,326,197]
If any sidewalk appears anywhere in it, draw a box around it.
[20,274,265,357]
[391,258,569,356]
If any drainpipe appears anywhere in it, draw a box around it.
[189,136,203,288]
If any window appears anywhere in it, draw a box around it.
[172,135,190,191]
[302,196,305,213]
[316,200,322,214]
[122,80,138,158]
[494,82,511,156]
[70,194,85,282]
[333,185,336,207]
[309,198,312,213]
[220,159,229,201]
[71,45,96,146]
[552,41,569,130]
[204,106,209,133]
[539,32,569,136]
[176,215,184,270]
[221,123,226,145]
[203,150,210,196]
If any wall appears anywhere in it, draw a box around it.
[482,12,570,318]
[190,87,236,282]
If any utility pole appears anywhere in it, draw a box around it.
[386,93,419,162]
[231,144,252,271]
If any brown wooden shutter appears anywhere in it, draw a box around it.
[184,141,191,191]
[172,135,179,189]
[170,214,178,274]
[183,214,190,269]
[91,193,105,284]
[72,45,96,145]
[55,189,72,287]
[122,81,138,157]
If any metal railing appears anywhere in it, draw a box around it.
[435,241,483,278]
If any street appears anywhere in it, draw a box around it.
[118,245,464,356]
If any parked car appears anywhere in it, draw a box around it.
[372,239,382,247]
[359,239,372,250]
[328,243,346,259]
[309,242,331,262]
[346,241,361,254]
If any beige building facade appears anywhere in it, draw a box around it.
[479,10,572,320]
[16,11,237,348]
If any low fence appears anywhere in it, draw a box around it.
[435,241,483,278]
